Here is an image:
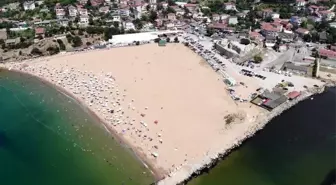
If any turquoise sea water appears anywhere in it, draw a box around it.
[189,88,336,185]
[0,70,154,185]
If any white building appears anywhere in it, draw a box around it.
[68,5,77,17]
[228,16,238,25]
[78,8,88,16]
[23,1,36,10]
[112,15,121,22]
[79,16,89,27]
[223,2,236,11]
[149,0,157,10]
[271,13,280,19]
[124,22,135,30]
[55,7,66,19]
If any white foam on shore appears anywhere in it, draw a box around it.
[157,88,324,185]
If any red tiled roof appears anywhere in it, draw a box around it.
[35,27,45,34]
[261,22,281,32]
[295,28,308,34]
[319,10,332,15]
[184,3,197,7]
[208,23,227,29]
[309,5,319,9]
[319,48,336,58]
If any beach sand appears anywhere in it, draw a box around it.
[1,43,264,180]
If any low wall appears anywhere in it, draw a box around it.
[157,86,327,185]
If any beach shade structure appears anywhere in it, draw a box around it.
[154,120,158,124]
[158,40,167,46]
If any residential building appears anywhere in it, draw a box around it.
[167,13,176,20]
[78,0,88,5]
[149,0,157,10]
[261,8,273,18]
[296,0,306,8]
[23,1,36,10]
[155,19,163,27]
[295,28,309,37]
[55,7,66,19]
[290,16,302,26]
[78,8,88,16]
[112,15,121,22]
[212,13,220,21]
[228,16,238,25]
[35,27,45,38]
[165,22,175,30]
[271,13,280,19]
[223,2,236,11]
[99,6,110,14]
[184,4,198,12]
[68,5,78,17]
[249,31,264,42]
[172,6,184,15]
[319,10,335,21]
[161,2,168,9]
[124,22,135,30]
[220,14,230,20]
[119,8,130,17]
[260,22,282,36]
[79,15,89,27]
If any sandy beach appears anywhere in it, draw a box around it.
[1,43,265,181]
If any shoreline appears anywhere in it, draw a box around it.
[157,85,331,185]
[0,67,164,182]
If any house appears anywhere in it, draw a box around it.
[172,6,184,15]
[124,22,135,30]
[58,19,69,27]
[130,0,142,19]
[249,31,264,42]
[35,27,45,38]
[119,8,130,17]
[155,19,163,27]
[112,15,121,22]
[271,13,280,19]
[307,16,322,23]
[167,13,176,20]
[265,35,277,47]
[295,28,309,37]
[68,5,77,17]
[161,2,168,9]
[149,0,157,10]
[99,6,110,14]
[78,8,88,16]
[319,10,335,21]
[208,23,227,31]
[165,22,175,30]
[260,22,282,36]
[330,22,336,28]
[220,14,230,20]
[289,16,302,26]
[184,4,198,12]
[79,15,89,27]
[5,38,20,46]
[296,0,306,8]
[228,16,238,25]
[281,62,309,74]
[319,49,336,59]
[223,2,236,11]
[55,7,66,19]
[261,8,273,19]
[90,0,103,7]
[212,13,220,21]
[278,32,295,43]
[78,0,88,5]
[23,1,36,10]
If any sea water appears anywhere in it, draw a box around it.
[189,88,336,185]
[0,70,154,185]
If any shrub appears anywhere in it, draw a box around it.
[166,37,170,42]
[240,38,250,45]
[253,55,263,63]
[174,37,179,43]
[135,41,140,45]
[154,38,160,43]
[57,39,66,50]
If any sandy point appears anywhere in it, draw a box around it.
[2,43,264,180]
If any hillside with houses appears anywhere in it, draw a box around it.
[0,0,335,61]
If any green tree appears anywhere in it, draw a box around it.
[149,11,158,22]
[72,36,82,47]
[312,57,319,77]
[57,39,66,50]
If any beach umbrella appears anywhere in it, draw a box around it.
[154,120,158,124]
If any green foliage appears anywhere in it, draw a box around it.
[253,54,263,63]
[72,36,82,47]
[174,37,179,43]
[149,11,158,22]
[46,46,60,55]
[312,57,319,77]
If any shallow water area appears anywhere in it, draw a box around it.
[0,70,154,185]
[188,88,336,185]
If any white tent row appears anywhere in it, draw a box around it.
[108,30,184,45]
